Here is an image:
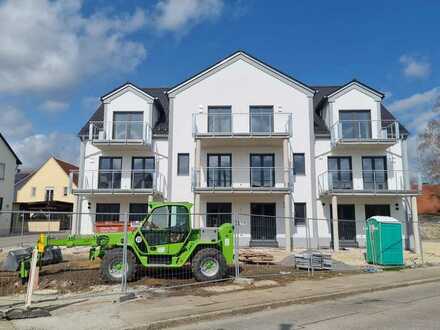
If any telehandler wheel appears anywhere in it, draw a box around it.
[192,248,226,282]
[100,248,137,283]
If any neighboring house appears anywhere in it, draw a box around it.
[13,157,78,232]
[0,133,21,235]
[73,51,421,251]
[417,184,440,215]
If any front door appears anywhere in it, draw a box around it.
[365,204,391,219]
[250,203,277,246]
[206,203,232,227]
[330,204,356,247]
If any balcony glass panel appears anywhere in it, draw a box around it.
[113,112,143,139]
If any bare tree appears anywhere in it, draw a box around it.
[418,114,440,183]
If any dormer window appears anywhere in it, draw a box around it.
[113,112,143,140]
[339,110,371,139]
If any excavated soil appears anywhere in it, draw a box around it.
[0,256,348,297]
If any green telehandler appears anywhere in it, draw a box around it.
[7,202,235,283]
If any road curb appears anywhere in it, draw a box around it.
[134,276,440,330]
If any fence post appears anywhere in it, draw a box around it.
[121,213,128,295]
[234,213,240,280]
[20,212,25,247]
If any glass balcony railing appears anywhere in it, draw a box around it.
[87,121,152,145]
[318,170,421,195]
[192,113,293,137]
[330,120,400,145]
[192,167,293,191]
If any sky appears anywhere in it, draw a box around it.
[0,0,439,171]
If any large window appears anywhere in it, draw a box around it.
[293,153,305,175]
[132,157,155,189]
[207,154,232,187]
[362,156,387,190]
[250,106,273,134]
[0,163,5,180]
[328,157,352,190]
[112,111,143,139]
[98,157,122,189]
[294,203,306,226]
[177,153,190,176]
[339,110,371,139]
[96,203,120,222]
[250,154,275,187]
[206,203,232,227]
[208,106,231,134]
[129,203,149,223]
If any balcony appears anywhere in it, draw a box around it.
[70,170,165,195]
[88,121,152,150]
[192,113,292,146]
[330,120,400,150]
[318,170,421,196]
[192,167,293,194]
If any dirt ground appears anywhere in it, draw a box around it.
[0,250,346,298]
[2,242,439,299]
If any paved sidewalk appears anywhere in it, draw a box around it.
[3,266,440,330]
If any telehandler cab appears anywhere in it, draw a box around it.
[10,202,235,283]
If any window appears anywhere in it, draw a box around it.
[45,188,54,201]
[132,157,155,189]
[208,106,231,134]
[250,154,275,187]
[250,106,273,133]
[31,187,36,197]
[63,186,68,196]
[177,153,189,176]
[206,203,232,227]
[294,203,306,226]
[0,197,3,210]
[207,154,231,187]
[362,156,387,190]
[96,203,120,222]
[98,157,122,189]
[293,153,305,175]
[129,203,149,223]
[339,110,371,139]
[0,163,5,180]
[112,111,143,139]
[328,157,353,190]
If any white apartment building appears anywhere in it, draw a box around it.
[0,133,22,235]
[72,51,421,251]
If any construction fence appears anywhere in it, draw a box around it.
[0,210,436,308]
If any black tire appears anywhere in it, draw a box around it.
[192,248,226,282]
[100,248,138,283]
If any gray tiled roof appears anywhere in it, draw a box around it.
[78,84,408,139]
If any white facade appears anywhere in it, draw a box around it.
[74,52,421,251]
[0,134,21,235]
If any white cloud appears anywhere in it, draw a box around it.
[153,0,224,33]
[387,87,440,113]
[0,106,33,140]
[0,0,147,93]
[12,133,79,169]
[0,106,78,169]
[399,55,431,79]
[39,100,69,113]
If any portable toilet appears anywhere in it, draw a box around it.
[366,216,404,266]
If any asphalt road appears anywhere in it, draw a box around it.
[171,281,440,330]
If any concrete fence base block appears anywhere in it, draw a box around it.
[233,277,254,286]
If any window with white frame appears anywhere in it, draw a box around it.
[63,186,68,196]
[31,187,36,197]
[45,187,54,201]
